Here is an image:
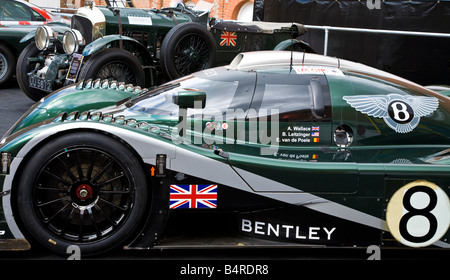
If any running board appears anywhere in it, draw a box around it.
[125,235,326,250]
[0,239,31,251]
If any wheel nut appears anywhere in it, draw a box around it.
[79,189,89,198]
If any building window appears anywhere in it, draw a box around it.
[236,1,253,22]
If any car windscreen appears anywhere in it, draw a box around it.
[126,74,244,117]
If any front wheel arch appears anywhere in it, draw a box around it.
[78,48,146,88]
[12,130,152,256]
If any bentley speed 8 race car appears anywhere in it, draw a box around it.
[0,51,449,256]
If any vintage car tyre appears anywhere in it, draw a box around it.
[16,43,48,101]
[15,132,149,256]
[78,48,145,87]
[0,43,15,86]
[160,22,216,80]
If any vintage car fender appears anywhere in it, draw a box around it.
[82,34,150,61]
[19,22,71,44]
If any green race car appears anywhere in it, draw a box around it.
[0,51,448,256]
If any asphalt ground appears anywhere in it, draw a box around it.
[0,79,449,268]
[0,80,35,136]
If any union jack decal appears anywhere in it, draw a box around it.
[170,184,218,209]
[220,31,237,47]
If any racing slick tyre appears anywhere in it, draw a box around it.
[78,48,145,87]
[0,43,15,86]
[15,132,149,256]
[160,22,216,80]
[16,43,50,102]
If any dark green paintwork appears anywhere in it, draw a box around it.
[0,25,38,57]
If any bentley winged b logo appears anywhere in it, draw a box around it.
[343,94,439,133]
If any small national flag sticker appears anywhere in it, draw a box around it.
[170,184,218,209]
[220,31,237,47]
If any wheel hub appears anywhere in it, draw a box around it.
[76,184,93,200]
[71,181,98,207]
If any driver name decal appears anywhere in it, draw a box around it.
[343,94,439,133]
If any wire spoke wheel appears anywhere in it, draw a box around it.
[34,147,133,242]
[95,62,137,84]
[160,22,216,80]
[0,43,15,86]
[173,33,210,76]
[0,53,7,80]
[78,48,145,88]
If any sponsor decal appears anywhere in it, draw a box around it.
[241,219,336,241]
[205,122,228,131]
[386,180,450,247]
[170,184,218,209]
[293,66,344,76]
[220,31,237,47]
[343,94,439,133]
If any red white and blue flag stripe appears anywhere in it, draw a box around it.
[170,184,218,209]
[220,31,237,47]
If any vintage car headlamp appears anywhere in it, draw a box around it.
[35,26,55,51]
[62,29,85,55]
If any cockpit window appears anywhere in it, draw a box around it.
[127,75,241,117]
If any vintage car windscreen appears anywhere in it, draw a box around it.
[127,75,241,116]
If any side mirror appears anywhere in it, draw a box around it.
[168,90,207,139]
[170,90,206,109]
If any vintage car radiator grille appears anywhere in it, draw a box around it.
[71,15,93,44]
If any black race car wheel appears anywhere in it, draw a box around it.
[0,43,15,86]
[160,22,216,80]
[16,132,148,256]
[78,48,145,86]
[16,43,48,102]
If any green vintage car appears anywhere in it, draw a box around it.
[0,51,448,256]
[16,2,310,101]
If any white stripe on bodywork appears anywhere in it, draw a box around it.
[2,122,447,247]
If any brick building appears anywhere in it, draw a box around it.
[30,0,254,20]
[97,0,255,20]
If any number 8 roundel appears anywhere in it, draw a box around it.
[386,180,450,247]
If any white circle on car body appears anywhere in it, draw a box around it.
[386,180,450,247]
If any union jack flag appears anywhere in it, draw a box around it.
[170,185,218,209]
[220,31,237,47]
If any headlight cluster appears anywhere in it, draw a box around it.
[35,26,85,55]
